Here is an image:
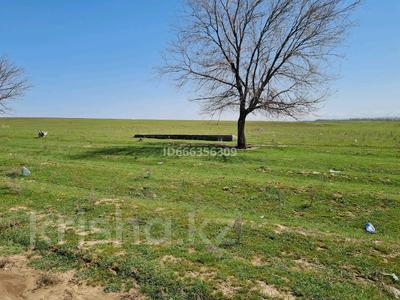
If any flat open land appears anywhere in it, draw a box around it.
[0,118,399,299]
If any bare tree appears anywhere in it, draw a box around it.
[162,0,360,148]
[0,57,28,114]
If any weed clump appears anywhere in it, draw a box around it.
[36,273,60,288]
[0,258,9,268]
[234,217,243,244]
[5,168,21,178]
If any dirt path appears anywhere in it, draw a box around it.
[0,255,143,300]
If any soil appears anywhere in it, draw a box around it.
[0,255,144,300]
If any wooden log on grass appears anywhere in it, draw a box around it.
[133,134,235,142]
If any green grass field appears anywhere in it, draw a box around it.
[1,118,399,299]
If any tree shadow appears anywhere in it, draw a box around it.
[73,144,166,159]
[72,142,236,160]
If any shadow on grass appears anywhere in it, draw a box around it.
[72,142,236,160]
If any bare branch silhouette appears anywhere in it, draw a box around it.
[0,56,29,114]
[161,0,360,148]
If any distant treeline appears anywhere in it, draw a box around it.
[315,117,400,122]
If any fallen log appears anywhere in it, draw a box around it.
[133,134,236,142]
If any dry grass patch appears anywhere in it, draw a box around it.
[292,258,321,272]
[78,239,122,250]
[274,224,308,236]
[161,255,182,263]
[253,280,295,300]
[95,198,122,205]
[186,266,218,282]
[250,255,269,267]
[9,205,28,212]
[215,277,241,298]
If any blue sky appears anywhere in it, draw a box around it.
[1,0,399,120]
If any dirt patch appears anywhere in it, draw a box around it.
[253,280,295,300]
[385,285,400,299]
[0,258,10,268]
[0,255,144,300]
[354,275,374,285]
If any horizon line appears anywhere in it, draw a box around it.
[1,116,399,122]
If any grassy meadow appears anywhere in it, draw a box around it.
[0,118,399,299]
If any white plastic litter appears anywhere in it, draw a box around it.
[329,169,342,174]
[21,167,31,177]
[38,130,48,138]
[364,222,376,234]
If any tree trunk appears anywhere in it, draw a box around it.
[237,114,247,149]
